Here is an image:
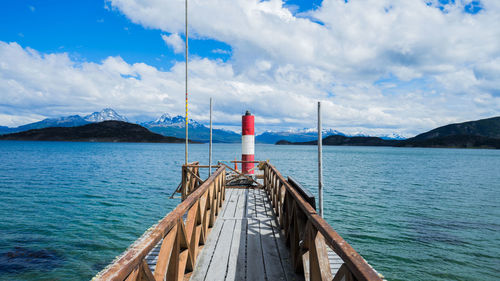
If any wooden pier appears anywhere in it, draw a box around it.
[94,162,384,281]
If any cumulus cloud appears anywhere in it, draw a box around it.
[1,0,500,136]
[212,48,231,55]
[107,0,499,77]
[161,33,184,54]
[105,0,499,133]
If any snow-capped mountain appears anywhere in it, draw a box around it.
[0,115,90,135]
[84,108,128,122]
[338,132,407,140]
[378,133,407,140]
[0,109,408,143]
[281,128,345,135]
[256,128,346,144]
[142,113,239,142]
[145,113,204,128]
[0,109,128,135]
[255,128,407,143]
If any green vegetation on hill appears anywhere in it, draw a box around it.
[276,116,500,149]
[412,116,500,140]
[0,121,195,143]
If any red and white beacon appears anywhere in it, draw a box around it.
[242,110,255,174]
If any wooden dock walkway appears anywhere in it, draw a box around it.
[94,162,384,281]
[191,188,302,281]
[145,188,343,280]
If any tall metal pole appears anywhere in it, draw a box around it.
[209,98,213,174]
[184,0,189,164]
[318,101,323,217]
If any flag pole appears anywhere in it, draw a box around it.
[318,101,323,218]
[209,98,213,174]
[185,0,189,164]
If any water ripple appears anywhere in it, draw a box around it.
[0,142,499,280]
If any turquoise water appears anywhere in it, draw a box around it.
[0,141,499,280]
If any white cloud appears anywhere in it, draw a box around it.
[108,0,500,79]
[212,49,231,55]
[1,0,500,136]
[105,0,499,132]
[161,33,184,54]
[1,40,497,136]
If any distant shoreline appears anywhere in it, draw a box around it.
[276,134,500,149]
[276,116,500,149]
[0,121,200,144]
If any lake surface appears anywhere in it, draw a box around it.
[0,141,499,280]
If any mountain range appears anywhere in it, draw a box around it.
[140,113,241,143]
[2,109,498,148]
[0,121,191,143]
[256,129,344,144]
[277,116,500,149]
[0,108,127,135]
[0,108,406,143]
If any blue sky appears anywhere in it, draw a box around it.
[0,0,498,136]
[0,0,231,69]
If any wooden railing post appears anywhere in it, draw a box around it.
[94,166,226,281]
[262,162,383,281]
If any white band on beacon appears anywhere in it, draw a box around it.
[242,135,254,155]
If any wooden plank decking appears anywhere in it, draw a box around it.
[143,188,344,280]
[190,188,298,281]
[94,163,383,281]
[186,188,341,281]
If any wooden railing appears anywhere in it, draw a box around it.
[263,163,383,281]
[180,162,201,201]
[94,166,226,281]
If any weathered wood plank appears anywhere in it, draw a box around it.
[220,188,233,217]
[204,219,236,280]
[260,218,286,281]
[269,218,305,281]
[145,240,161,273]
[139,259,156,281]
[328,249,343,276]
[96,167,226,281]
[254,189,268,218]
[233,189,246,219]
[153,225,177,281]
[246,218,266,281]
[189,219,225,281]
[226,219,247,281]
[180,187,301,281]
[243,189,250,218]
[265,163,383,281]
[260,188,275,217]
[222,188,238,218]
[124,266,139,281]
[247,188,257,218]
[309,228,333,281]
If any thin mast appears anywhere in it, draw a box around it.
[318,101,323,217]
[185,0,189,164]
[209,98,213,174]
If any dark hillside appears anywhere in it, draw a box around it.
[0,121,195,143]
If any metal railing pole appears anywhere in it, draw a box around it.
[209,98,213,174]
[184,0,189,164]
[318,101,323,217]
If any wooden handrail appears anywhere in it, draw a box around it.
[263,163,383,281]
[94,166,226,281]
[181,162,201,201]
